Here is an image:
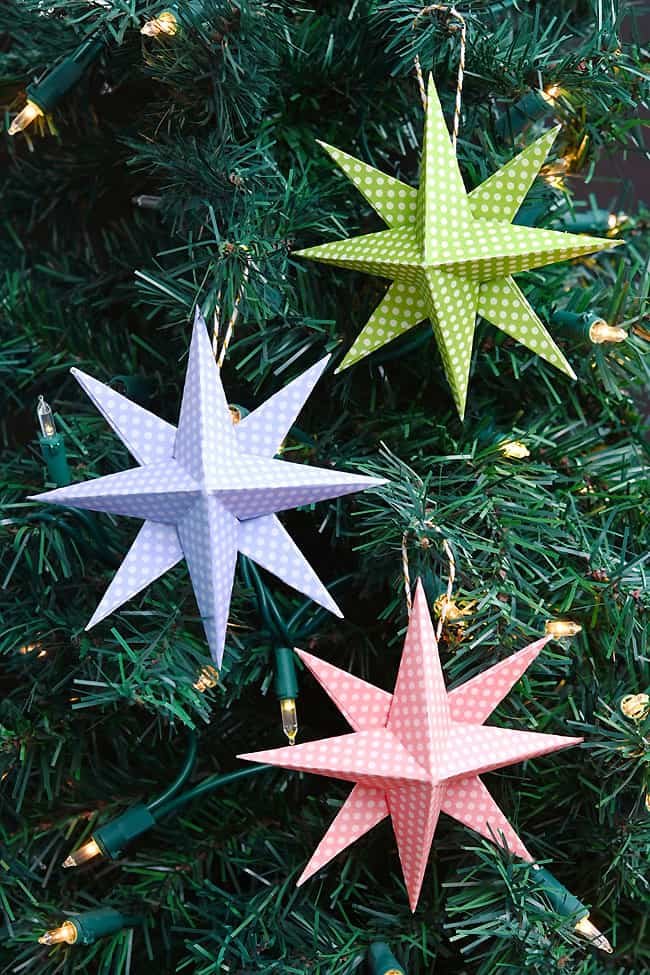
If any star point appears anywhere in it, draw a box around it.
[31,312,383,665]
[299,77,622,416]
[240,581,582,909]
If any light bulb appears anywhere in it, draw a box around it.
[542,167,567,191]
[606,211,627,235]
[545,619,582,638]
[280,698,298,744]
[8,100,44,136]
[37,395,57,438]
[62,837,102,869]
[20,642,43,655]
[499,440,530,459]
[588,320,626,344]
[434,595,473,624]
[193,665,219,692]
[620,693,649,722]
[541,83,562,103]
[437,596,463,621]
[140,10,178,36]
[574,914,613,953]
[38,920,78,945]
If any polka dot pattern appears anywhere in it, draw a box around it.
[86,520,183,629]
[317,141,417,229]
[32,312,382,666]
[387,581,450,775]
[438,221,608,282]
[337,278,428,372]
[72,367,176,466]
[467,126,560,224]
[236,356,330,458]
[215,453,377,521]
[415,76,471,261]
[243,728,429,789]
[477,277,576,379]
[296,648,392,731]
[300,226,422,280]
[239,514,342,619]
[440,723,582,782]
[440,776,532,861]
[447,638,549,724]
[298,75,621,418]
[175,315,236,481]
[424,268,479,418]
[387,782,443,911]
[240,580,582,910]
[297,783,389,887]
[178,494,239,662]
[33,459,200,523]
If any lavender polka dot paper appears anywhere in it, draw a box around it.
[30,310,385,665]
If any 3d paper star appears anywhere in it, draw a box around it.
[31,312,383,665]
[297,76,622,418]
[240,581,582,909]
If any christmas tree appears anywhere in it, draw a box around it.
[1,2,648,973]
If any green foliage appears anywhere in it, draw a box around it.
[0,1,648,972]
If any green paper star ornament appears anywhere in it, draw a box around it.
[296,76,622,418]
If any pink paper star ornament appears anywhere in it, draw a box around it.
[240,581,582,909]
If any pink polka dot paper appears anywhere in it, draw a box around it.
[30,310,384,666]
[240,581,582,910]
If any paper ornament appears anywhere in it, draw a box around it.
[240,581,582,910]
[296,75,622,418]
[31,312,384,665]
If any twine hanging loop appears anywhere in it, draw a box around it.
[412,4,467,150]
[401,520,456,641]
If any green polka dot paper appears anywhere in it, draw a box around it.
[297,75,622,419]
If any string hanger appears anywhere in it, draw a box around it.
[210,259,251,368]
[412,4,467,151]
[401,520,456,640]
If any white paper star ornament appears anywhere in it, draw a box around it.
[31,312,384,665]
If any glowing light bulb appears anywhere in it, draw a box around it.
[8,100,44,136]
[499,440,530,459]
[606,212,627,235]
[434,595,473,624]
[38,920,78,945]
[280,698,298,744]
[37,396,57,438]
[574,914,613,953]
[20,642,43,655]
[62,837,102,869]
[193,665,219,692]
[589,320,626,344]
[545,619,582,638]
[140,10,178,36]
[620,693,649,722]
[541,83,562,103]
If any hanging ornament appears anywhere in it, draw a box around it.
[296,76,621,418]
[240,581,581,910]
[31,311,382,666]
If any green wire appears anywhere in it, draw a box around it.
[147,732,198,813]
[153,765,269,820]
[241,557,290,643]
